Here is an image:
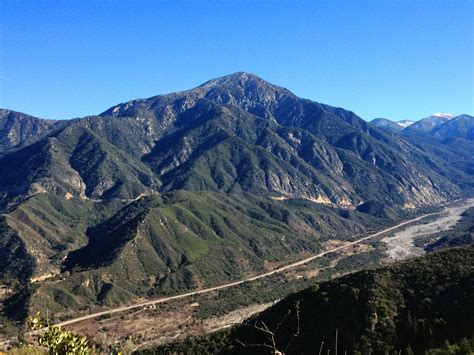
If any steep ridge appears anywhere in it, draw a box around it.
[369,113,474,190]
[0,109,64,154]
[0,119,161,210]
[372,114,473,141]
[101,72,462,207]
[402,113,454,134]
[431,114,474,141]
[370,118,405,133]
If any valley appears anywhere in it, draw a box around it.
[14,198,470,352]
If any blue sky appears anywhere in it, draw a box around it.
[0,0,472,121]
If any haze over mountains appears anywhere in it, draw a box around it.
[0,73,473,337]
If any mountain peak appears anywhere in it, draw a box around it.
[210,71,258,81]
[200,72,266,85]
[196,72,294,97]
[101,72,297,118]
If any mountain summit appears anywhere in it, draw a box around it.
[101,72,295,122]
[404,113,455,134]
[369,118,414,133]
[197,72,293,94]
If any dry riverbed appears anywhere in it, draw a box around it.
[382,198,474,260]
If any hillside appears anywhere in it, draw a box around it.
[151,245,474,354]
[1,73,473,334]
[402,113,454,134]
[0,109,63,154]
[370,114,474,190]
[431,114,474,141]
[1,191,382,323]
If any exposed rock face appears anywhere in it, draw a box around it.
[0,109,60,153]
[369,113,474,195]
[100,72,464,208]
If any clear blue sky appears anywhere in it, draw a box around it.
[0,0,472,121]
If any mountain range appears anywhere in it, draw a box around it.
[0,72,473,334]
[371,113,473,140]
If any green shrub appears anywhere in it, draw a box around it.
[29,312,90,355]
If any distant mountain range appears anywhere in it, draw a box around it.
[371,113,473,140]
[370,118,415,133]
[0,73,473,333]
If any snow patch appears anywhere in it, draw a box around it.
[432,113,454,118]
[397,120,415,128]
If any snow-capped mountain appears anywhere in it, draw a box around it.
[371,113,473,141]
[404,113,455,133]
[370,118,415,133]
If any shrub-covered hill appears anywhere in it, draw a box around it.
[1,190,385,324]
[148,245,474,355]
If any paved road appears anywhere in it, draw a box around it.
[49,207,448,329]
